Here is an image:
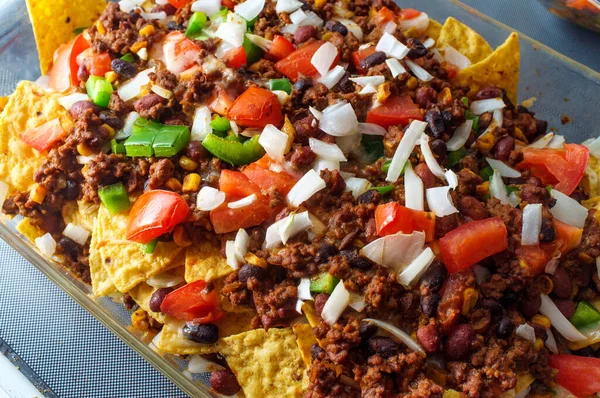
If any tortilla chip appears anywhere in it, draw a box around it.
[0,81,72,195]
[582,156,600,197]
[26,0,106,74]
[95,204,184,292]
[128,282,168,324]
[89,213,118,297]
[221,328,308,398]
[0,97,8,113]
[156,312,255,355]
[426,19,443,41]
[15,218,44,243]
[293,323,318,367]
[185,241,233,283]
[453,32,520,105]
[62,200,99,232]
[436,17,493,63]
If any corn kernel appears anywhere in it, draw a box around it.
[77,143,94,156]
[514,127,527,142]
[131,309,149,331]
[102,123,116,138]
[406,76,418,90]
[532,314,551,329]
[579,252,595,264]
[282,116,295,154]
[376,82,391,103]
[439,87,452,106]
[95,20,106,35]
[104,71,118,84]
[476,181,490,197]
[534,338,544,351]
[314,0,326,9]
[173,225,192,247]
[30,184,47,204]
[476,131,496,151]
[462,288,479,315]
[182,173,201,193]
[139,24,156,37]
[165,177,182,192]
[244,252,267,268]
[131,41,148,53]
[179,156,198,171]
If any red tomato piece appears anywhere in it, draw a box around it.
[549,354,600,397]
[221,0,236,9]
[20,118,66,152]
[517,144,589,195]
[516,244,553,276]
[366,95,424,128]
[553,219,583,255]
[160,280,224,323]
[243,156,298,195]
[439,217,508,273]
[275,41,335,81]
[87,52,112,76]
[219,170,263,199]
[399,8,421,19]
[224,46,247,68]
[266,35,295,61]
[372,7,398,25]
[163,31,202,75]
[167,0,192,8]
[48,34,90,92]
[126,190,190,243]
[375,202,436,242]
[209,86,235,116]
[351,46,377,74]
[227,87,283,128]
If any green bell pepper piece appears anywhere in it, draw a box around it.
[124,130,155,157]
[110,139,126,154]
[153,125,190,157]
[202,134,264,166]
[447,146,467,168]
[370,185,395,195]
[209,7,228,23]
[120,53,135,63]
[185,12,207,39]
[570,301,600,330]
[210,115,231,132]
[245,16,258,29]
[382,159,392,173]
[362,135,384,164]
[310,273,340,294]
[86,76,113,108]
[243,35,264,65]
[479,165,494,181]
[141,238,158,254]
[97,182,131,214]
[269,78,292,95]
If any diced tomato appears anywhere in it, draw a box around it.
[219,170,263,199]
[372,7,398,25]
[227,87,283,128]
[243,155,299,195]
[126,190,190,243]
[224,46,247,68]
[375,202,436,242]
[351,46,377,74]
[553,219,583,255]
[167,0,192,9]
[221,0,236,9]
[444,63,459,79]
[48,34,90,92]
[77,50,112,77]
[549,354,600,397]
[265,36,295,61]
[20,118,66,152]
[566,0,600,11]
[439,217,508,273]
[399,8,421,19]
[366,95,424,128]
[517,144,589,195]
[209,86,235,116]
[160,280,224,323]
[163,31,202,75]
[275,41,337,81]
[516,244,553,276]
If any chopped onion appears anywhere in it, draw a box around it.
[545,253,561,275]
[423,38,435,49]
[420,135,446,179]
[348,292,366,312]
[259,124,288,162]
[119,0,144,13]
[385,58,407,78]
[245,33,272,52]
[431,48,444,63]
[486,158,521,178]
[295,298,304,314]
[446,120,473,151]
[298,278,312,301]
[280,23,298,34]
[386,120,427,182]
[265,211,313,248]
[117,68,154,102]
[77,155,96,165]
[289,9,307,24]
[446,169,458,189]
[147,273,184,288]
[35,233,56,257]
[550,189,588,229]
[227,194,257,209]
[545,329,558,354]
[383,20,397,34]
[309,138,347,162]
[313,157,340,173]
[508,191,521,207]
[405,60,433,82]
[191,0,222,17]
[226,240,239,269]
[188,354,225,374]
[361,231,425,273]
[376,32,409,60]
[319,102,358,137]
[309,107,322,120]
[322,280,350,325]
[515,323,536,343]
[521,203,542,246]
[196,186,225,211]
[318,65,345,89]
[540,294,586,341]
[115,112,140,140]
[397,11,429,33]
[404,162,424,211]
[136,47,148,61]
[470,98,505,115]
[276,0,303,13]
[358,123,387,136]
[345,177,371,199]
[287,169,326,207]
[63,223,90,245]
[333,18,363,40]
[490,170,510,205]
[311,42,338,76]
[234,0,265,22]
[140,11,167,20]
[298,11,323,27]
[473,264,491,285]
[358,85,377,95]
[584,136,600,157]
[547,134,565,149]
[150,85,172,100]
[397,247,435,287]
[58,93,89,110]
[363,318,424,354]
[191,106,212,141]
[527,132,554,148]
[443,45,471,70]
[272,90,290,105]
[215,12,246,48]
[0,181,8,210]
[336,134,362,155]
[349,76,385,87]
[515,387,531,398]
[230,120,240,136]
[215,41,235,59]
[426,186,458,217]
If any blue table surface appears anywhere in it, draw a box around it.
[0,1,598,398]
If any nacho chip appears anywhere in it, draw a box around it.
[128,282,169,324]
[404,18,442,40]
[0,81,72,195]
[62,200,99,232]
[436,17,493,63]
[293,323,318,367]
[453,32,520,105]
[89,213,117,297]
[0,97,9,113]
[26,0,106,74]
[185,240,233,283]
[15,218,44,243]
[221,328,308,398]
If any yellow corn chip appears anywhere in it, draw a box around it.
[293,323,318,367]
[582,156,600,198]
[404,19,442,40]
[0,97,9,113]
[185,240,233,283]
[62,200,99,232]
[26,0,106,74]
[0,81,72,195]
[436,17,493,63]
[89,212,117,297]
[128,282,169,324]
[454,32,520,105]
[221,328,308,398]
[15,218,44,243]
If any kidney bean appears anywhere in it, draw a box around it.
[69,100,100,119]
[77,62,89,82]
[431,139,448,165]
[417,323,440,353]
[552,267,573,299]
[357,189,381,205]
[314,293,329,315]
[554,298,576,318]
[492,136,515,161]
[325,20,348,35]
[63,180,79,201]
[149,287,173,312]
[111,58,138,79]
[167,21,183,31]
[294,25,317,44]
[459,195,489,220]
[290,145,316,167]
[328,170,346,194]
[277,301,298,319]
[445,324,475,360]
[520,293,541,318]
[99,111,124,130]
[529,321,547,339]
[414,163,437,189]
[574,346,596,357]
[496,315,514,338]
[337,72,354,93]
[185,141,208,162]
[293,114,319,143]
[238,264,265,283]
[425,107,445,138]
[210,369,241,396]
[317,244,338,263]
[501,290,519,307]
[359,51,386,70]
[406,38,428,59]
[341,250,372,270]
[473,86,503,100]
[359,323,378,344]
[182,323,219,344]
[421,262,447,291]
[368,336,400,358]
[416,87,437,108]
[575,264,593,287]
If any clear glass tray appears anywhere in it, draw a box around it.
[0,0,598,396]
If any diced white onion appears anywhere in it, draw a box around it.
[287,170,326,207]
[508,191,521,207]
[550,189,588,229]
[444,120,472,152]
[309,107,322,120]
[358,85,377,95]
[119,0,144,13]
[385,58,407,78]
[319,102,358,137]
[423,38,435,49]
[333,18,363,40]
[547,134,565,149]
[386,120,427,182]
[226,240,238,269]
[345,177,371,199]
[140,11,167,20]
[521,203,542,246]
[528,132,554,149]
[245,33,272,52]
[404,162,424,211]
[446,169,458,189]
[272,90,290,106]
[259,124,288,162]
[443,45,471,70]
[397,247,435,287]
[490,170,510,205]
[77,155,95,165]
[584,136,600,157]
[349,76,385,87]
[276,0,303,14]
[515,323,536,344]
[363,318,424,354]
[358,123,387,136]
[289,9,307,24]
[336,134,361,155]
[405,60,433,82]
[136,47,148,61]
[540,294,586,341]
[151,85,173,100]
[234,228,249,264]
[318,65,346,89]
[361,231,425,273]
[545,329,558,354]
[299,11,324,27]
[280,24,298,34]
[115,112,140,140]
[309,138,347,162]
[311,42,338,76]
[147,273,184,288]
[265,211,313,249]
[35,233,56,257]
[188,355,225,374]
[191,106,212,141]
[0,181,8,210]
[348,292,366,312]
[229,121,240,136]
[117,68,155,102]
[486,158,521,178]
[196,186,226,211]
[322,280,350,325]
[420,134,446,180]
[227,194,257,209]
[431,48,444,63]
[473,264,491,285]
[426,186,458,217]
[470,98,505,115]
[383,21,397,34]
[63,223,90,245]
[191,0,222,17]
[313,157,340,173]
[215,12,247,48]
[516,387,531,398]
[545,254,561,275]
[298,278,312,301]
[58,93,90,111]
[397,11,429,33]
[234,0,265,22]
[376,33,409,60]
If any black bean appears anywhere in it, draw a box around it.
[425,107,445,138]
[406,38,428,59]
[341,250,372,270]
[293,78,312,92]
[359,51,386,70]
[430,139,447,165]
[357,189,381,205]
[63,180,79,201]
[99,111,124,130]
[420,261,447,291]
[359,323,378,344]
[501,290,519,307]
[421,292,441,317]
[111,58,138,79]
[517,105,532,115]
[539,218,556,243]
[210,369,241,396]
[317,244,338,263]
[237,264,265,283]
[338,73,354,93]
[298,0,312,11]
[574,346,596,357]
[58,237,82,260]
[473,86,503,101]
[325,20,348,35]
[520,293,541,318]
[496,315,514,338]
[480,299,503,314]
[149,287,173,312]
[182,323,219,344]
[167,21,183,31]
[536,119,548,135]
[368,336,400,358]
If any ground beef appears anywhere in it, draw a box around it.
[90,2,140,55]
[147,159,174,190]
[81,154,148,203]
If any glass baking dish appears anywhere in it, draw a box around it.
[538,0,600,32]
[0,0,599,396]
